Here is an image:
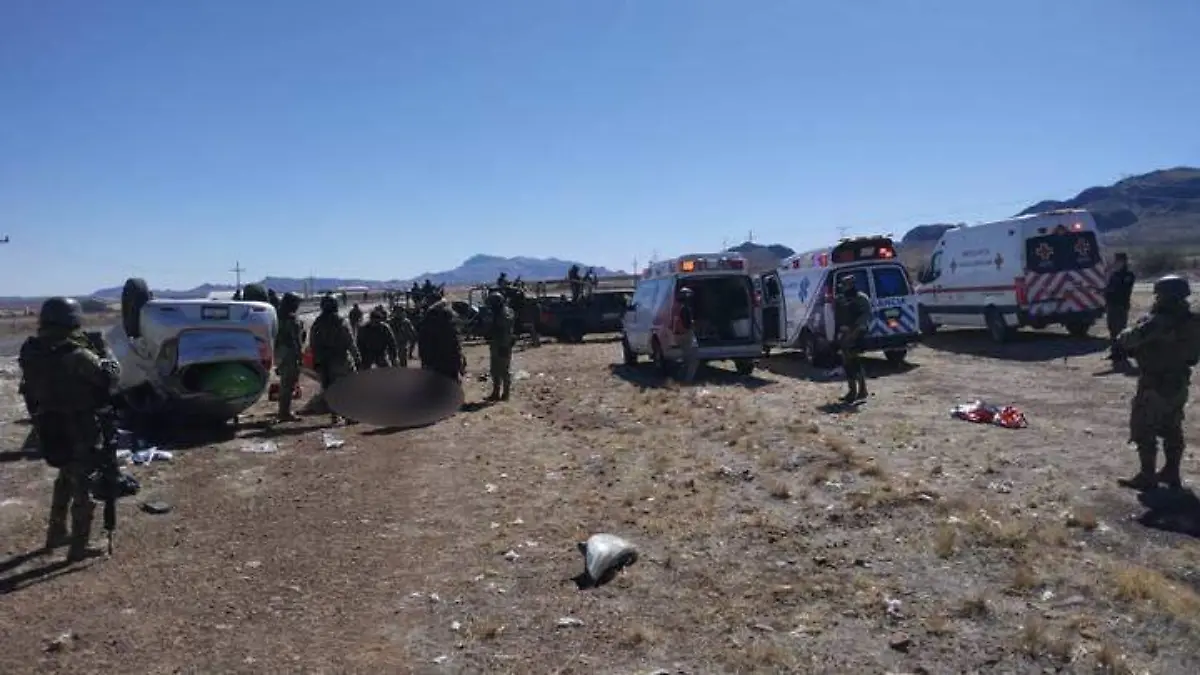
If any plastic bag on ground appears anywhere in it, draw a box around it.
[575,533,638,589]
[950,400,1028,429]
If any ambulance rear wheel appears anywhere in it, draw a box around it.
[621,337,639,366]
[1065,320,1092,338]
[884,349,907,366]
[734,359,756,376]
[652,338,673,376]
[919,306,938,335]
[985,307,1012,344]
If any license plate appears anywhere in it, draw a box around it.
[202,306,230,320]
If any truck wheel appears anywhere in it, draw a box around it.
[1065,320,1092,338]
[803,331,836,369]
[985,307,1012,344]
[621,337,638,366]
[734,359,756,376]
[652,338,673,376]
[121,278,151,339]
[919,306,938,335]
[561,321,585,344]
[884,349,907,366]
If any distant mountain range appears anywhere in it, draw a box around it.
[899,166,1200,256]
[83,255,625,300]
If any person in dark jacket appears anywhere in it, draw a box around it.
[418,300,466,383]
[834,274,872,403]
[1104,253,1136,366]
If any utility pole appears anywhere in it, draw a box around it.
[230,261,245,291]
[747,230,754,243]
[837,226,849,239]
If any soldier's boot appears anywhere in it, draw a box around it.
[840,366,859,403]
[1158,442,1184,490]
[66,506,101,562]
[44,518,69,550]
[487,384,501,401]
[1118,445,1159,491]
[277,391,300,422]
[45,476,71,549]
[855,370,869,401]
[500,375,511,401]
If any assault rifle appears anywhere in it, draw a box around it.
[82,330,120,555]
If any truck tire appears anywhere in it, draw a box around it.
[919,305,938,335]
[652,338,673,376]
[621,337,638,366]
[1065,320,1092,338]
[802,330,836,369]
[884,349,907,366]
[734,359,756,376]
[561,321,585,344]
[985,307,1012,344]
[121,278,151,339]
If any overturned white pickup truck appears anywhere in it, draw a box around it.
[105,279,277,424]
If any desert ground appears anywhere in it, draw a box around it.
[3,289,1200,674]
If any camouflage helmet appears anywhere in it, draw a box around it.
[487,291,505,307]
[39,296,83,330]
[370,307,387,322]
[838,273,857,288]
[241,283,269,303]
[320,294,339,313]
[1153,275,1191,303]
[280,292,302,313]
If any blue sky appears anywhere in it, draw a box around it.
[2,0,1198,296]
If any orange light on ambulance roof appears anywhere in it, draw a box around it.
[879,247,895,259]
[1071,222,1083,231]
[679,260,696,272]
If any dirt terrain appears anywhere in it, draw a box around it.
[3,289,1200,674]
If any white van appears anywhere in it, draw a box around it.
[915,209,1107,342]
[621,253,762,376]
[759,235,919,366]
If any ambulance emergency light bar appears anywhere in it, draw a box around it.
[830,237,896,264]
[1036,222,1086,235]
[678,256,745,273]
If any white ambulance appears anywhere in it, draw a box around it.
[620,253,762,376]
[914,209,1107,343]
[759,235,920,366]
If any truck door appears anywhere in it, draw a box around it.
[760,273,782,344]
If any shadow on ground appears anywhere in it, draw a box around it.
[1137,487,1200,538]
[922,329,1107,362]
[758,351,918,382]
[608,363,774,390]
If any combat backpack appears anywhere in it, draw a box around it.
[21,338,97,469]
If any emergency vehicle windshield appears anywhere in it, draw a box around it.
[1025,231,1100,273]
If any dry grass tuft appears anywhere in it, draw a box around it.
[1066,507,1099,531]
[1018,616,1075,662]
[470,617,506,641]
[1096,641,1133,674]
[956,594,992,620]
[1010,562,1039,593]
[619,624,661,648]
[934,524,957,558]
[765,479,793,500]
[1112,564,1200,625]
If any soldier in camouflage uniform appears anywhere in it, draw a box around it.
[274,292,305,421]
[418,299,466,383]
[357,307,400,369]
[310,294,361,425]
[348,303,364,338]
[389,304,418,366]
[1117,275,1200,490]
[834,273,872,403]
[20,298,121,561]
[485,292,516,400]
